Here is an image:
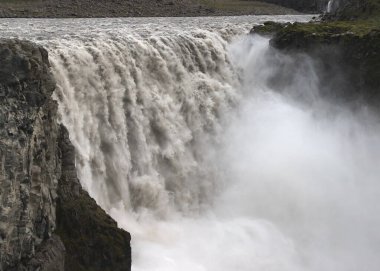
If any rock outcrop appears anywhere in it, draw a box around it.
[0,40,131,270]
[251,0,380,105]
[325,0,380,19]
[0,39,62,270]
[271,27,380,104]
[56,126,131,271]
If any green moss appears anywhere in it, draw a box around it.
[251,0,379,105]
[264,1,380,106]
[251,21,290,36]
[251,0,379,38]
[276,19,380,39]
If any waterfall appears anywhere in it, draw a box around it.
[327,0,334,13]
[2,15,376,271]
[50,28,242,219]
[326,0,342,13]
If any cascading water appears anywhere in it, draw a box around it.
[327,0,333,13]
[51,27,239,217]
[326,0,342,13]
[1,15,380,270]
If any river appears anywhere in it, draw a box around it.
[1,15,379,271]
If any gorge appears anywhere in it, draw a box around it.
[1,0,380,270]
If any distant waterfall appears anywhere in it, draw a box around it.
[327,0,334,12]
[326,0,343,13]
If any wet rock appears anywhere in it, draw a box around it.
[56,126,131,271]
[0,39,131,270]
[257,0,380,105]
[16,234,66,271]
[250,21,290,36]
[0,39,58,270]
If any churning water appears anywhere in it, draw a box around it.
[2,15,380,270]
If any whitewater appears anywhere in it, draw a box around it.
[1,15,380,270]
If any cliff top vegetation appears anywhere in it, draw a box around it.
[253,0,380,39]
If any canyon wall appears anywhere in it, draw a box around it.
[0,40,131,271]
[251,0,380,105]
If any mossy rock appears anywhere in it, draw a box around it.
[250,0,380,106]
[250,21,290,37]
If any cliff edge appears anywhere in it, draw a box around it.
[251,0,380,105]
[0,40,131,270]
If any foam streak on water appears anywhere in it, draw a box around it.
[2,15,379,271]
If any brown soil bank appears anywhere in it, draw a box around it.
[0,0,299,18]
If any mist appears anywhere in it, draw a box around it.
[216,35,380,271]
[45,18,380,271]
[125,35,380,271]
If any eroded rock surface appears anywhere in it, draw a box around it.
[0,40,131,270]
[56,126,131,271]
[0,40,61,270]
[251,0,380,105]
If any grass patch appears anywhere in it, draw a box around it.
[263,0,380,38]
[283,19,380,37]
[249,0,380,37]
[282,0,380,36]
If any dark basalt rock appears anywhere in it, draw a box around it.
[250,21,290,37]
[324,0,380,20]
[251,0,380,106]
[0,39,61,270]
[17,235,66,271]
[56,126,131,271]
[271,27,380,105]
[0,39,131,270]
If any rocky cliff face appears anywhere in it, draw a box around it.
[0,40,62,270]
[251,0,380,106]
[274,29,380,105]
[56,126,131,271]
[325,0,380,19]
[0,40,131,270]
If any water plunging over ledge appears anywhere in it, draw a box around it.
[1,15,380,271]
